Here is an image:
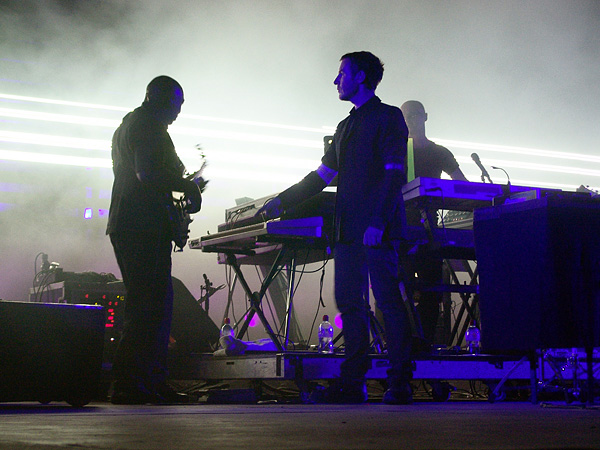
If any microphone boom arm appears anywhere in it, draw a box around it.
[492,166,511,186]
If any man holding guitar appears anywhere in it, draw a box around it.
[106,76,202,404]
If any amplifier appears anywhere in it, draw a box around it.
[474,195,600,352]
[29,280,125,363]
[0,301,105,406]
[33,268,118,287]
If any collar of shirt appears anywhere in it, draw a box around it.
[140,104,169,130]
[348,95,381,115]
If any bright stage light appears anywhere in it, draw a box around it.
[2,92,599,191]
[0,107,120,128]
[191,149,316,170]
[334,313,343,330]
[3,143,598,188]
[0,93,129,112]
[455,155,600,178]
[435,137,600,164]
[182,112,334,134]
[0,130,109,151]
[170,125,322,149]
[241,312,259,328]
[0,93,331,134]
[206,167,307,184]
[0,99,324,149]
[0,149,111,167]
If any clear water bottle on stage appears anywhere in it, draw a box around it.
[220,317,235,339]
[465,320,481,354]
[318,315,334,354]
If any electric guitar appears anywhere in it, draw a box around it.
[167,160,208,251]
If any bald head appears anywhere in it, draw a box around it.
[401,100,426,117]
[143,75,184,125]
[401,100,428,140]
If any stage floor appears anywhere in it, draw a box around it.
[2,352,599,449]
[1,400,599,450]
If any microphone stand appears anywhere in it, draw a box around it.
[198,274,225,314]
[492,166,511,198]
[492,166,511,186]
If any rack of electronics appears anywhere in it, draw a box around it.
[30,268,125,366]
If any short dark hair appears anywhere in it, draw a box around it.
[144,75,183,106]
[341,51,384,90]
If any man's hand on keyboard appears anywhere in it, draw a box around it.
[256,197,282,220]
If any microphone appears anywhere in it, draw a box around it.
[471,153,492,183]
[492,166,511,186]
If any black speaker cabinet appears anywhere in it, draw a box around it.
[170,277,220,353]
[0,301,105,406]
[474,195,600,353]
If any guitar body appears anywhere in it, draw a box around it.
[166,159,207,251]
[167,195,193,251]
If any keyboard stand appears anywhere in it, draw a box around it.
[203,237,330,352]
[405,196,480,348]
[221,248,287,352]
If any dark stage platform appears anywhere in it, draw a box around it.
[169,351,533,385]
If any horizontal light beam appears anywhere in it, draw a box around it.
[2,93,599,189]
[0,108,323,149]
[3,92,599,163]
[0,150,111,167]
[456,156,600,178]
[0,130,109,151]
[1,150,596,192]
[0,93,331,134]
[435,138,600,164]
[0,107,120,128]
[0,93,129,112]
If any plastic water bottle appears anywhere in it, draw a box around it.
[318,315,334,354]
[465,320,481,354]
[220,317,235,339]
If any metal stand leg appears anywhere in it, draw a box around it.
[447,261,479,348]
[283,252,297,350]
[223,272,238,326]
[224,251,285,352]
[362,284,387,354]
[330,287,388,354]
[399,279,424,341]
[586,346,595,407]
[530,352,538,404]
[489,354,530,403]
[368,306,386,354]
